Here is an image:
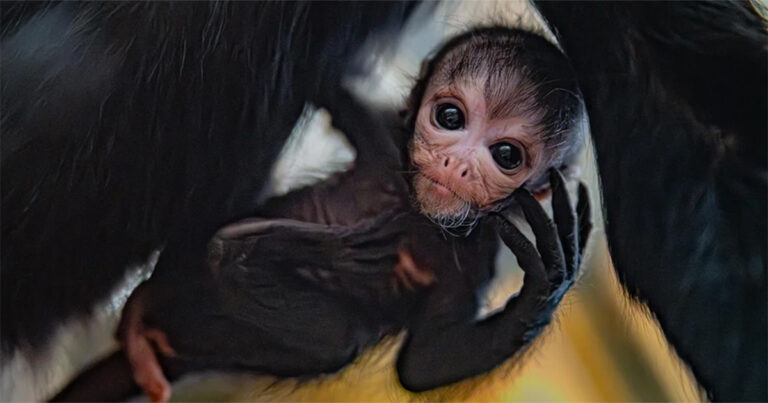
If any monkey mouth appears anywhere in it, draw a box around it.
[419,173,466,203]
[412,173,477,230]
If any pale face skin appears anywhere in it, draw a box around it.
[409,77,549,221]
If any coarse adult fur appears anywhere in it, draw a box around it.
[535,2,767,400]
[1,1,417,352]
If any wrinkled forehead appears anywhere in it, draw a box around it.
[427,42,541,122]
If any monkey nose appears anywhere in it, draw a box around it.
[441,156,470,180]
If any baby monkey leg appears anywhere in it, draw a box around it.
[211,212,422,304]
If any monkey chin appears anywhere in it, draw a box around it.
[412,173,475,229]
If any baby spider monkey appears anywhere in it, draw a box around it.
[54,27,591,402]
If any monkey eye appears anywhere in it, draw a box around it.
[490,142,523,171]
[434,103,465,130]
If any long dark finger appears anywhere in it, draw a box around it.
[347,227,404,250]
[347,246,400,268]
[346,212,408,246]
[513,188,566,282]
[297,266,393,303]
[344,232,403,271]
[549,168,577,276]
[493,215,548,293]
[577,183,593,256]
[216,218,337,240]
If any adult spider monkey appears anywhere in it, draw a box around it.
[54,28,591,402]
[535,1,767,401]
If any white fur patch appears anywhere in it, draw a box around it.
[1,252,158,401]
[260,105,356,200]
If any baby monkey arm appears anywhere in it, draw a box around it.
[396,170,591,391]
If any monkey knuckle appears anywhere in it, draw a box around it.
[525,278,551,295]
[547,278,564,293]
[495,218,511,233]
[544,220,558,233]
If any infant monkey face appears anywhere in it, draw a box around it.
[409,77,547,222]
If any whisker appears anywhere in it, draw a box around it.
[428,198,481,236]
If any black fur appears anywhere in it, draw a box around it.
[1,1,417,351]
[52,27,592,400]
[534,2,767,401]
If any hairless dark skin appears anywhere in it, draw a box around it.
[53,28,591,402]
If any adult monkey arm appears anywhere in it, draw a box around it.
[0,1,417,352]
[534,2,767,401]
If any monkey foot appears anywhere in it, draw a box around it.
[125,327,176,403]
[392,248,436,291]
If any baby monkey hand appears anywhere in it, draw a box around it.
[494,168,592,329]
